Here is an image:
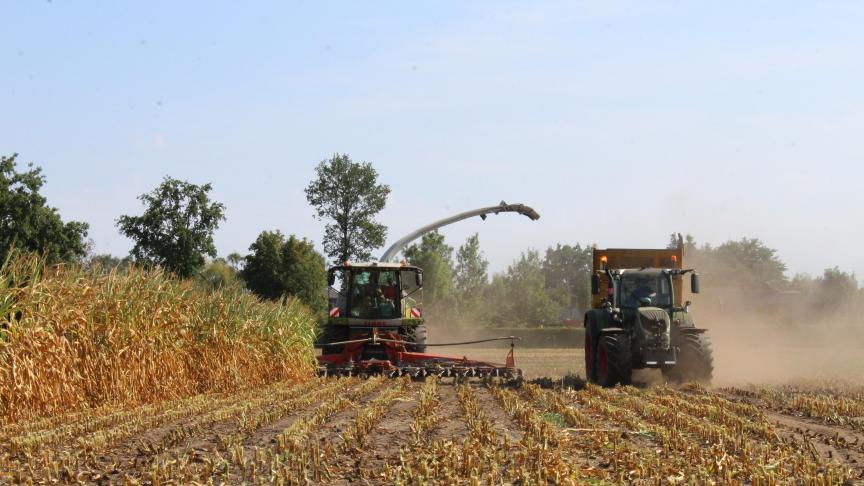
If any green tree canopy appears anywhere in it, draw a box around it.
[817,266,858,309]
[197,260,238,291]
[454,233,489,302]
[305,154,390,264]
[668,234,788,290]
[404,230,456,305]
[240,231,327,313]
[542,243,593,311]
[85,253,132,273]
[0,154,89,263]
[116,176,225,278]
[502,249,560,326]
[714,238,788,287]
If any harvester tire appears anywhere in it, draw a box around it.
[319,325,350,355]
[400,324,427,353]
[664,332,713,385]
[596,333,632,387]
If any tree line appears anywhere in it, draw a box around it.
[0,153,389,315]
[2,152,861,326]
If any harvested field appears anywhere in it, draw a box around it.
[4,376,862,484]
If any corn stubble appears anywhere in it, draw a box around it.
[3,378,862,484]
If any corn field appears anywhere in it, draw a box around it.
[0,253,318,423]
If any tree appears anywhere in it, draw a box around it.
[503,249,560,326]
[0,154,89,263]
[197,260,237,291]
[714,238,787,288]
[305,154,390,264]
[817,267,858,310]
[404,231,455,305]
[666,234,788,290]
[226,252,244,271]
[240,231,327,313]
[85,253,132,273]
[117,177,225,278]
[454,234,489,302]
[543,243,593,312]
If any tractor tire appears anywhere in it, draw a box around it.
[595,333,633,387]
[319,325,350,355]
[664,332,713,385]
[584,319,598,383]
[400,324,427,353]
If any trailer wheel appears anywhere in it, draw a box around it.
[596,333,632,387]
[400,324,427,353]
[319,325,350,355]
[664,332,713,385]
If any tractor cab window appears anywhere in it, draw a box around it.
[618,273,672,308]
[349,269,401,319]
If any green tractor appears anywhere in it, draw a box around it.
[584,246,714,386]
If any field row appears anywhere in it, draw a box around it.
[2,378,861,484]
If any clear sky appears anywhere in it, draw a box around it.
[3,1,863,280]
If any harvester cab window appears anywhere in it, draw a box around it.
[348,269,401,319]
[400,269,423,318]
[619,273,672,308]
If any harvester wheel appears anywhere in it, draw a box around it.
[319,325,350,355]
[664,332,713,385]
[596,333,632,387]
[400,324,427,353]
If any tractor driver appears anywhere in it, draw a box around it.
[626,277,657,307]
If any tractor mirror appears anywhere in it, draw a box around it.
[327,272,335,287]
[691,273,701,294]
[415,272,423,287]
[591,274,601,295]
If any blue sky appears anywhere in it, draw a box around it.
[3,1,863,279]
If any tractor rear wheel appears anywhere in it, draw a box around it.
[664,332,713,384]
[596,333,632,387]
[319,325,350,355]
[400,324,427,353]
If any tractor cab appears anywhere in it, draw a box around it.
[594,268,700,314]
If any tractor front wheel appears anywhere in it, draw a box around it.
[584,328,597,383]
[664,332,714,385]
[400,324,427,353]
[595,333,633,387]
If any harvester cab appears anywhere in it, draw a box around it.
[321,261,426,357]
[315,201,540,381]
[585,241,714,387]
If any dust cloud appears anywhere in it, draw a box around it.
[427,291,864,386]
[690,292,864,386]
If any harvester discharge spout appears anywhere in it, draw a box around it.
[379,201,540,263]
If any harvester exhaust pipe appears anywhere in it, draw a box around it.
[379,201,540,262]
